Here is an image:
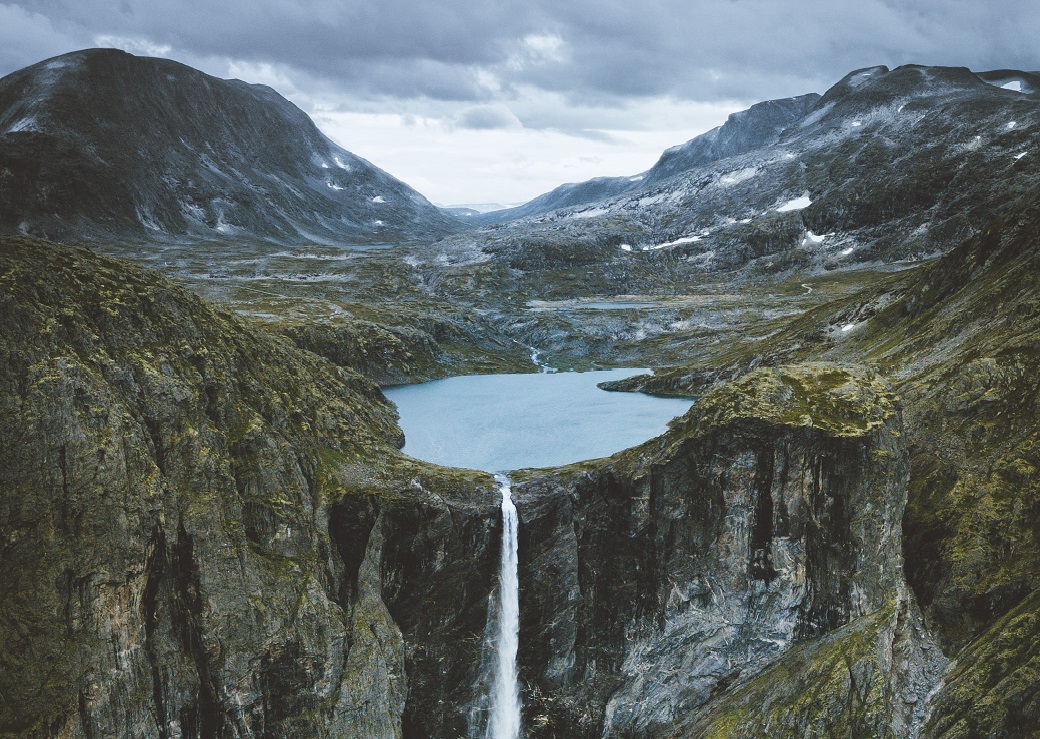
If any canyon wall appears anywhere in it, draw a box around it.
[1,237,945,738]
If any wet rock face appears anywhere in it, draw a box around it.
[514,365,936,737]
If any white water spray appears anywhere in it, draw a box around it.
[487,474,522,739]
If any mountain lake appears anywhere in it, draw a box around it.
[384,368,694,472]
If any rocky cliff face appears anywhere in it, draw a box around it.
[0,236,500,738]
[513,364,945,737]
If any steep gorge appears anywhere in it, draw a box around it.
[0,236,944,736]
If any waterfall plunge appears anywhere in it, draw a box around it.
[487,474,522,739]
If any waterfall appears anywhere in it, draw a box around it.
[529,347,558,374]
[487,474,522,739]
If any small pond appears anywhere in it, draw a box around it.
[384,368,693,472]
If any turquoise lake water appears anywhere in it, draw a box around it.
[384,368,693,472]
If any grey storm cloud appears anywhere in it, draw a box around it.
[3,0,1040,118]
[453,104,523,130]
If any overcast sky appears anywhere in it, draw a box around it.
[3,1,1039,205]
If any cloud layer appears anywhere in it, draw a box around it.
[8,0,1039,104]
[3,0,1038,202]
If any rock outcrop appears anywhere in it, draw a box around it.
[514,364,946,737]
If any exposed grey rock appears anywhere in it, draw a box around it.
[513,364,947,737]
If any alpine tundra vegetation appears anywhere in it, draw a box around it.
[1,46,1040,739]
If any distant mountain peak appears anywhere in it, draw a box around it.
[0,48,460,244]
[468,91,822,226]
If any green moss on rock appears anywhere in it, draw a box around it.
[682,363,898,439]
[922,588,1040,738]
[688,607,896,739]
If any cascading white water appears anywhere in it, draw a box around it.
[529,347,557,374]
[487,474,522,739]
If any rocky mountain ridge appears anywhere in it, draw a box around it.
[468,93,821,226]
[420,64,1040,297]
[0,49,460,244]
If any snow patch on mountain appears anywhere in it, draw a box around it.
[569,207,609,219]
[637,193,673,207]
[718,167,758,186]
[847,69,880,88]
[777,195,812,212]
[653,235,702,249]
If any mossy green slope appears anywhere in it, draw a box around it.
[675,362,898,439]
[682,607,896,738]
[921,588,1040,737]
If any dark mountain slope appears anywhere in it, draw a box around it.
[0,49,460,244]
[468,92,820,225]
[642,92,821,185]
